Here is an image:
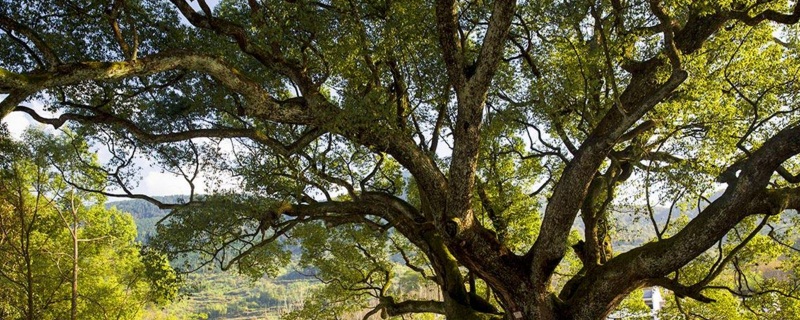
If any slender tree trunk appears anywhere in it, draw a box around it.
[71,221,77,320]
[70,200,78,320]
[24,246,33,320]
[20,200,34,320]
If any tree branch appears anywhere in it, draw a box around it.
[434,0,465,91]
[468,0,516,93]
[167,0,316,90]
[647,277,714,303]
[380,297,446,317]
[729,3,800,26]
[13,106,320,157]
[0,51,312,124]
[567,124,800,315]
[0,14,61,67]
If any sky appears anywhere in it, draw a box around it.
[3,106,31,140]
[1,98,203,197]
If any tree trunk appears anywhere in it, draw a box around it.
[20,201,34,320]
[24,246,33,320]
[69,198,78,320]
[70,216,77,320]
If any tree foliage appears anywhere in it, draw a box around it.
[4,0,800,319]
[0,128,179,320]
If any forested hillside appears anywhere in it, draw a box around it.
[106,197,317,319]
[107,196,184,242]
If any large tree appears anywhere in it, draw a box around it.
[3,0,800,319]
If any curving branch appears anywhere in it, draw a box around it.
[371,296,446,318]
[619,120,658,142]
[105,0,137,60]
[0,90,32,119]
[167,0,316,90]
[0,14,61,67]
[648,277,714,303]
[13,106,321,157]
[649,0,682,69]
[567,124,800,317]
[648,214,771,305]
[0,51,312,124]
[729,3,800,26]
[777,166,800,184]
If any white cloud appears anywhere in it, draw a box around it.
[2,112,31,139]
[1,94,28,138]
[136,170,207,196]
[1,97,60,139]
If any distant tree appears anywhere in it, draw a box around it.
[4,1,800,319]
[0,129,179,320]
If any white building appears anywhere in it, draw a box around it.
[643,287,663,319]
[608,287,663,320]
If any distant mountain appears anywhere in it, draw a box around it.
[105,195,188,219]
[106,196,189,242]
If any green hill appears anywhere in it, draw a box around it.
[106,197,317,320]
